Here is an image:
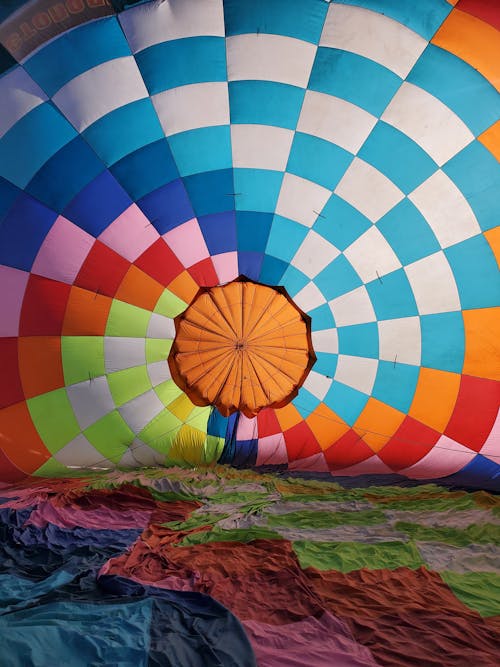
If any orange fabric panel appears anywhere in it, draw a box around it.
[484,226,500,268]
[353,398,406,453]
[0,401,50,472]
[462,307,500,380]
[432,9,500,90]
[306,402,350,450]
[479,120,500,161]
[62,286,112,336]
[18,336,64,398]
[114,265,164,312]
[275,403,304,431]
[409,367,461,432]
[167,271,199,304]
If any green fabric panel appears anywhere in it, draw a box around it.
[185,408,211,431]
[279,492,366,503]
[395,522,500,547]
[362,484,446,498]
[105,300,150,337]
[179,526,283,546]
[164,512,228,531]
[139,408,182,452]
[107,366,152,407]
[205,435,226,463]
[61,336,105,385]
[208,491,271,504]
[267,509,386,529]
[154,380,184,407]
[83,410,134,463]
[293,540,425,572]
[154,289,187,317]
[34,457,73,477]
[145,338,172,364]
[367,494,477,512]
[441,571,500,617]
[27,389,80,453]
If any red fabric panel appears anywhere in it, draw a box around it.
[257,408,282,438]
[284,421,321,460]
[187,257,219,286]
[378,416,440,470]
[0,447,27,483]
[0,338,24,409]
[19,275,71,336]
[134,238,184,286]
[324,429,373,469]
[444,375,500,451]
[74,240,130,297]
[456,0,500,30]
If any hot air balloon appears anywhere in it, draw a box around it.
[0,1,499,665]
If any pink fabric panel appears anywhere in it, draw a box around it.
[31,215,94,283]
[212,251,239,284]
[400,435,477,479]
[332,455,394,476]
[289,452,328,472]
[479,408,500,462]
[237,414,258,440]
[256,434,288,466]
[27,499,152,530]
[0,264,29,336]
[163,218,209,267]
[98,204,159,261]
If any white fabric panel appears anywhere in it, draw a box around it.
[276,173,331,227]
[404,251,461,315]
[312,328,339,354]
[119,440,163,467]
[55,434,114,469]
[0,66,47,139]
[378,317,421,366]
[334,354,378,395]
[303,370,332,400]
[293,281,327,312]
[119,0,225,53]
[321,4,427,78]
[153,82,229,136]
[329,286,376,327]
[344,226,402,283]
[291,230,340,279]
[409,170,481,248]
[334,157,404,223]
[52,57,148,132]
[382,82,474,166]
[231,124,294,170]
[297,91,377,154]
[147,313,175,339]
[226,34,316,88]
[119,389,165,433]
[148,360,172,386]
[66,377,115,430]
[105,337,146,373]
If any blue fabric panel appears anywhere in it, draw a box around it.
[265,215,308,262]
[218,412,240,464]
[359,122,437,194]
[443,141,500,233]
[324,380,369,426]
[236,211,273,253]
[315,255,363,301]
[366,268,419,320]
[0,176,20,222]
[313,195,371,251]
[377,199,441,265]
[337,323,379,359]
[0,103,77,189]
[23,17,131,96]
[313,352,338,378]
[295,387,321,418]
[445,234,500,310]
[229,80,305,128]
[0,193,56,270]
[309,303,336,330]
[420,312,464,374]
[83,98,164,167]
[64,170,132,237]
[26,137,104,213]
[238,251,264,280]
[287,132,353,190]
[233,169,284,213]
[309,48,401,116]
[182,169,234,217]
[408,45,500,136]
[135,37,227,94]
[258,254,288,286]
[110,139,179,201]
[223,0,328,43]
[168,126,231,177]
[332,0,452,39]
[280,264,311,299]
[207,407,229,439]
[137,179,194,235]
[372,361,420,413]
[440,455,500,492]
[198,211,237,255]
[231,439,258,467]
